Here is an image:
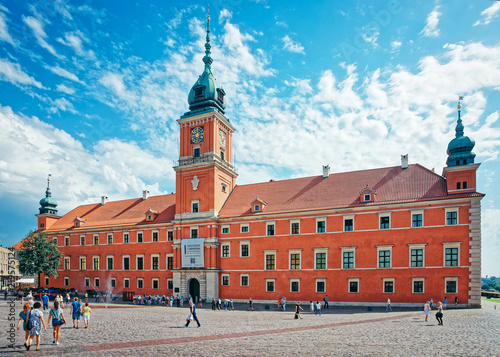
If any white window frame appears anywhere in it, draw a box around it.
[92,255,99,270]
[107,234,113,244]
[445,207,459,225]
[94,277,100,288]
[315,278,326,293]
[110,277,116,289]
[93,235,99,245]
[264,250,277,271]
[240,273,249,287]
[166,253,174,270]
[266,279,275,292]
[411,210,424,228]
[266,221,276,236]
[151,254,160,270]
[288,249,302,270]
[106,255,114,270]
[63,256,70,270]
[122,255,130,271]
[152,230,159,242]
[290,278,300,293]
[408,244,426,268]
[379,213,391,230]
[316,218,326,233]
[80,235,85,246]
[136,254,145,271]
[444,277,459,294]
[341,246,356,269]
[191,200,200,213]
[123,278,130,289]
[290,220,300,235]
[123,232,130,243]
[377,245,393,268]
[221,274,230,286]
[412,277,425,294]
[221,225,230,234]
[442,242,461,267]
[314,248,328,270]
[240,241,250,258]
[383,277,395,293]
[190,227,199,238]
[167,230,174,241]
[84,277,90,287]
[79,256,86,271]
[192,144,201,157]
[64,236,70,246]
[343,215,355,232]
[348,278,359,293]
[137,277,144,289]
[240,224,249,233]
[152,278,159,290]
[64,277,69,286]
[137,231,144,243]
[221,243,231,258]
[167,278,173,290]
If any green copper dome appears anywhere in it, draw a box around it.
[446,103,476,167]
[186,12,226,115]
[39,178,58,215]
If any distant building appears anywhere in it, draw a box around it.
[17,16,483,307]
[0,246,20,289]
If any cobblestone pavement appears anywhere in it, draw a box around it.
[0,299,499,356]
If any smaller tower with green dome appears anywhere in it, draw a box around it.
[446,98,476,167]
[36,175,60,231]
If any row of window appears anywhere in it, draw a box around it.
[221,275,460,294]
[64,254,173,271]
[220,210,459,236]
[220,243,462,269]
[49,276,174,290]
[62,231,175,247]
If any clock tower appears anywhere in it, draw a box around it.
[172,12,237,301]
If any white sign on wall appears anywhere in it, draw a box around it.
[181,238,205,268]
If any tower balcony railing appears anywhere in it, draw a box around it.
[175,152,237,172]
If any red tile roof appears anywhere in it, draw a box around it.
[219,164,483,217]
[45,194,176,232]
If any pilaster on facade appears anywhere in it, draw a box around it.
[468,200,482,307]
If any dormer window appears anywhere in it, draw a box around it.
[359,185,376,203]
[194,88,203,97]
[218,91,224,102]
[73,216,86,228]
[250,197,267,213]
[145,208,159,221]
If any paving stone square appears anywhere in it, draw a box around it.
[0,299,499,356]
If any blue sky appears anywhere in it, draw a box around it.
[0,0,499,275]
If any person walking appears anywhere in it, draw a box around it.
[324,295,329,309]
[430,298,434,310]
[455,296,459,308]
[294,302,303,319]
[386,298,392,312]
[184,299,201,328]
[82,302,92,328]
[282,297,286,311]
[70,297,82,329]
[248,297,254,311]
[26,302,47,351]
[84,292,88,303]
[47,300,66,345]
[315,301,322,316]
[310,301,314,313]
[443,297,447,310]
[435,302,444,325]
[41,293,49,312]
[4,290,7,300]
[424,301,430,322]
[17,303,31,349]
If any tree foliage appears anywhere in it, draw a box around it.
[18,231,63,288]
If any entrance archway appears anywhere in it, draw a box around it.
[189,278,200,302]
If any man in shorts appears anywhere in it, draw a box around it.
[70,298,82,329]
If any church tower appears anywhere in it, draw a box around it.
[443,98,479,194]
[36,175,60,231]
[172,12,237,301]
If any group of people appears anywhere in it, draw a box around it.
[133,294,191,307]
[423,296,458,325]
[211,297,234,310]
[16,294,92,351]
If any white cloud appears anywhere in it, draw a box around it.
[22,15,64,59]
[282,35,305,54]
[0,7,14,45]
[54,0,73,21]
[219,9,232,23]
[0,104,173,212]
[48,97,76,114]
[46,65,81,82]
[56,83,75,95]
[0,58,43,88]
[391,40,402,51]
[420,6,441,37]
[57,31,96,60]
[474,2,500,26]
[361,26,379,48]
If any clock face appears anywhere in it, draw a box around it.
[190,126,204,144]
[218,129,226,148]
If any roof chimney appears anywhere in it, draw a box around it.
[143,190,150,200]
[401,154,409,169]
[322,165,330,179]
[101,196,108,205]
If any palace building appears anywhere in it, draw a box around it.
[18,16,483,307]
